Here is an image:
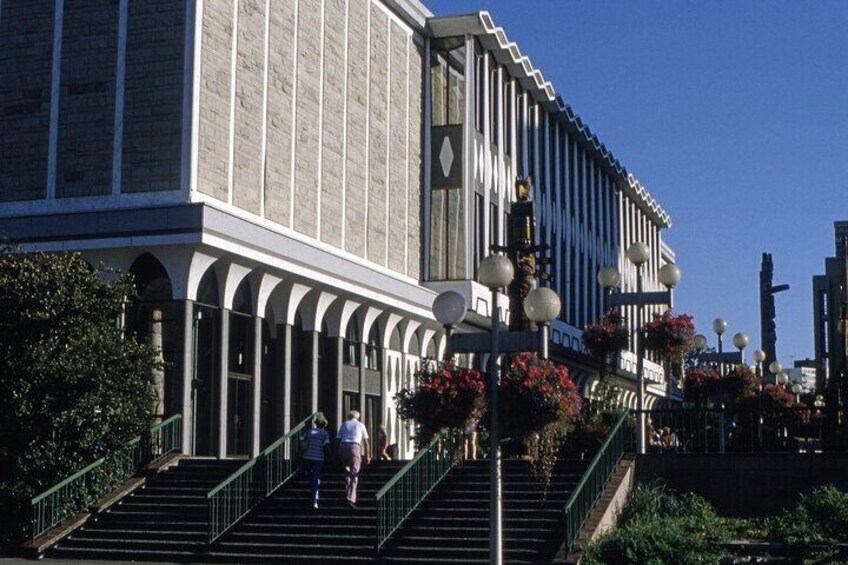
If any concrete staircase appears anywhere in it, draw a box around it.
[379,458,586,564]
[48,458,242,562]
[208,460,406,563]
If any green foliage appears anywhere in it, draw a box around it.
[0,250,157,547]
[763,485,848,546]
[582,482,742,565]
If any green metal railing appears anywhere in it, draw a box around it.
[375,430,457,550]
[563,411,631,553]
[207,412,317,544]
[31,414,182,540]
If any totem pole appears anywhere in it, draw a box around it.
[759,253,789,382]
[491,177,553,331]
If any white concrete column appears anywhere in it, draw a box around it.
[311,331,321,415]
[281,323,293,433]
[251,316,263,457]
[217,309,230,459]
[179,300,195,455]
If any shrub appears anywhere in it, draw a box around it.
[0,250,157,548]
[582,482,741,565]
[764,485,848,545]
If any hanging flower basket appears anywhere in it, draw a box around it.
[721,364,760,408]
[395,359,486,446]
[641,310,696,362]
[500,353,582,440]
[683,366,720,405]
[582,309,629,358]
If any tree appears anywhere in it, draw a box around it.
[0,249,157,548]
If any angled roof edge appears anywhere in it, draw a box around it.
[427,10,672,229]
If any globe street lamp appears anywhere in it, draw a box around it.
[791,382,802,403]
[769,361,783,386]
[732,332,749,364]
[597,243,680,454]
[436,253,560,565]
[694,334,708,354]
[752,349,766,381]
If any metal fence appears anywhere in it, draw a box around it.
[375,430,457,551]
[207,412,316,544]
[31,414,182,540]
[635,407,844,454]
[562,411,632,553]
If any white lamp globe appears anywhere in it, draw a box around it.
[597,267,621,289]
[791,383,802,394]
[694,334,708,351]
[626,242,651,266]
[712,318,728,335]
[478,254,514,290]
[432,291,467,327]
[753,349,766,363]
[525,287,561,323]
[658,263,682,288]
[769,361,782,375]
[777,372,789,385]
[732,332,749,350]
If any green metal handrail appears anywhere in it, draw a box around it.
[375,430,457,550]
[31,414,182,540]
[562,411,631,553]
[207,412,317,544]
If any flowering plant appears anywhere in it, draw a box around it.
[500,353,582,489]
[582,310,629,358]
[683,367,721,405]
[721,365,760,407]
[500,353,582,439]
[395,359,485,445]
[641,310,696,362]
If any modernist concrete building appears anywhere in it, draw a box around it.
[813,221,847,398]
[0,0,676,459]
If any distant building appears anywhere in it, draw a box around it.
[786,360,816,394]
[812,222,847,398]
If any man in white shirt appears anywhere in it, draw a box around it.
[336,410,370,508]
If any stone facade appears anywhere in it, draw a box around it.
[0,0,54,202]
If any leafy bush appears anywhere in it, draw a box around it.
[0,250,157,548]
[582,482,742,565]
[764,485,848,545]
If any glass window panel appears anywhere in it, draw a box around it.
[447,66,464,125]
[429,190,447,280]
[448,188,466,279]
[431,54,447,126]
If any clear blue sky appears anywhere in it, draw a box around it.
[426,0,848,365]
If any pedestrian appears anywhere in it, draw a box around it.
[337,410,370,508]
[463,421,477,460]
[300,413,330,509]
[376,424,390,460]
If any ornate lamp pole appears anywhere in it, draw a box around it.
[435,254,561,565]
[597,243,681,454]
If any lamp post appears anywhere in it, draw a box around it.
[732,333,749,365]
[597,243,681,454]
[791,382,802,404]
[768,361,782,386]
[753,349,766,382]
[435,253,561,565]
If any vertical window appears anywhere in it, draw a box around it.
[431,49,465,126]
[489,202,499,249]
[429,188,466,280]
[504,78,512,154]
[473,193,485,278]
[475,47,484,132]
[366,325,381,371]
[344,315,360,366]
[490,67,499,146]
